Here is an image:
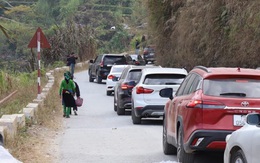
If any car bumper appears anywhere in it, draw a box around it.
[99,71,109,79]
[118,93,132,109]
[134,105,164,117]
[184,130,233,153]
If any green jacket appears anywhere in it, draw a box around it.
[59,79,76,96]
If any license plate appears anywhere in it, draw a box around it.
[233,115,246,126]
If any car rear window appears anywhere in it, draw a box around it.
[203,79,260,98]
[143,74,186,85]
[111,67,126,73]
[126,70,142,82]
[104,56,127,65]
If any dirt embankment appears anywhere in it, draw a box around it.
[147,0,260,70]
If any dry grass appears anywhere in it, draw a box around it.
[147,0,260,70]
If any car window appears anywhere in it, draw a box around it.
[103,56,126,65]
[120,67,130,79]
[175,74,192,96]
[94,55,101,63]
[126,70,142,82]
[188,75,202,94]
[130,55,138,60]
[138,55,143,60]
[183,74,196,95]
[143,74,186,85]
[203,78,260,98]
[111,67,126,73]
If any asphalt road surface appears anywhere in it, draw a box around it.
[57,71,224,163]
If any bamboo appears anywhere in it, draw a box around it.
[0,90,18,105]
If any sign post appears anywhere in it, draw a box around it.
[28,27,51,99]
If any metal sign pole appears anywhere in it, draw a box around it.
[37,31,41,100]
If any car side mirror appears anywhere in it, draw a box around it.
[89,59,94,63]
[246,113,260,125]
[159,88,173,100]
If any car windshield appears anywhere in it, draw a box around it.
[143,74,186,85]
[203,79,260,98]
[104,56,126,65]
[126,70,142,82]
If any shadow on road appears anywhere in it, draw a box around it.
[194,151,224,163]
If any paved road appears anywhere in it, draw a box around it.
[57,71,224,163]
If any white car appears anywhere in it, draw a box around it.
[131,67,187,124]
[106,65,128,96]
[224,113,260,163]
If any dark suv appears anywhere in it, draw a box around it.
[143,46,155,64]
[114,65,158,115]
[160,66,260,163]
[89,54,133,83]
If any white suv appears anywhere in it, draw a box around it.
[131,67,187,124]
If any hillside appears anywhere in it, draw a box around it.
[0,0,138,72]
[146,0,260,71]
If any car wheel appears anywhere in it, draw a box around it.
[231,149,247,163]
[89,71,94,82]
[106,91,112,96]
[116,101,125,115]
[131,107,141,124]
[96,73,102,84]
[113,96,117,111]
[163,117,177,155]
[177,126,194,163]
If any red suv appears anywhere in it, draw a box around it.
[159,66,260,163]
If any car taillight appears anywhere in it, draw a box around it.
[136,86,154,94]
[108,75,115,79]
[121,83,134,90]
[186,100,226,109]
[100,61,104,67]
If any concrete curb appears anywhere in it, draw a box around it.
[0,61,88,145]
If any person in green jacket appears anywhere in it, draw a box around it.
[59,71,76,118]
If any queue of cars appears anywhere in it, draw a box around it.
[89,54,260,163]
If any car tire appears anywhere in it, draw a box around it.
[106,91,112,96]
[131,107,141,124]
[116,100,125,115]
[231,149,247,163]
[163,117,177,155]
[113,96,117,111]
[96,73,102,84]
[177,126,194,163]
[89,71,94,82]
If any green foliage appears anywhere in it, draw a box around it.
[59,0,83,20]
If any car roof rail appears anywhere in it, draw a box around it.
[194,66,211,73]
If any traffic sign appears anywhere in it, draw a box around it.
[28,27,51,48]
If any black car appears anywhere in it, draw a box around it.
[128,54,146,66]
[114,65,159,115]
[88,54,133,83]
[143,46,156,64]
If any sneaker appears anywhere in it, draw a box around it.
[63,114,66,117]
[74,111,78,115]
[66,115,70,118]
